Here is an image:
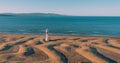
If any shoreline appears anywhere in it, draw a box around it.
[0,33,120,38]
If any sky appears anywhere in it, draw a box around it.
[0,0,120,16]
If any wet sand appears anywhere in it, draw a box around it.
[0,34,120,63]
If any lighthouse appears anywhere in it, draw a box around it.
[45,29,49,42]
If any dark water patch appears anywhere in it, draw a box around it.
[30,47,49,61]
[90,47,117,63]
[70,44,80,48]
[0,44,12,51]
[48,44,68,63]
[7,55,13,60]
[66,47,72,51]
[0,46,19,54]
[15,40,27,45]
[73,45,79,48]
[24,47,35,57]
[35,41,43,45]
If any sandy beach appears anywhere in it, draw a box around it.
[0,34,120,63]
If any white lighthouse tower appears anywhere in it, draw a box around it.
[45,29,49,41]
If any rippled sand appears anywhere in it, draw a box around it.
[0,34,120,63]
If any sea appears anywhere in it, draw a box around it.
[0,15,120,36]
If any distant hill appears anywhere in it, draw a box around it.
[0,13,15,16]
[0,13,66,17]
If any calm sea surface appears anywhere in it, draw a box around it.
[0,16,120,36]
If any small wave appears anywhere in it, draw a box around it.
[68,31,75,32]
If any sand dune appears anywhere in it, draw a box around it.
[0,34,120,63]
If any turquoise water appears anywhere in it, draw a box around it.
[0,16,120,36]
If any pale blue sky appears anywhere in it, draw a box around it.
[0,0,120,16]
